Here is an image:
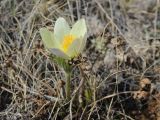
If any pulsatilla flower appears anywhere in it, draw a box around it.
[40,17,87,59]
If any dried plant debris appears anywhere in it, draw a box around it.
[133,78,160,120]
[1,0,160,119]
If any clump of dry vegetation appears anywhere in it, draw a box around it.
[0,0,160,119]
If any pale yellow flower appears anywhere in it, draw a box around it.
[40,17,87,59]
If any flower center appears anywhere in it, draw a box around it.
[61,34,75,52]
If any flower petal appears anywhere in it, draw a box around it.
[40,28,58,48]
[78,35,87,53]
[70,19,87,38]
[54,17,70,43]
[50,48,70,59]
[66,38,83,57]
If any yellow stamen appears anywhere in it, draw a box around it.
[61,34,75,52]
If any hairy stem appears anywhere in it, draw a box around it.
[66,72,71,100]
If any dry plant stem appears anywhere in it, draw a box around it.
[76,65,85,106]
[78,65,91,105]
[66,71,71,101]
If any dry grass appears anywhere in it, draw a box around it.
[0,0,160,119]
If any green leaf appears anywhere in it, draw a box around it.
[40,28,56,48]
[70,19,87,39]
[53,56,71,72]
[54,17,70,44]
